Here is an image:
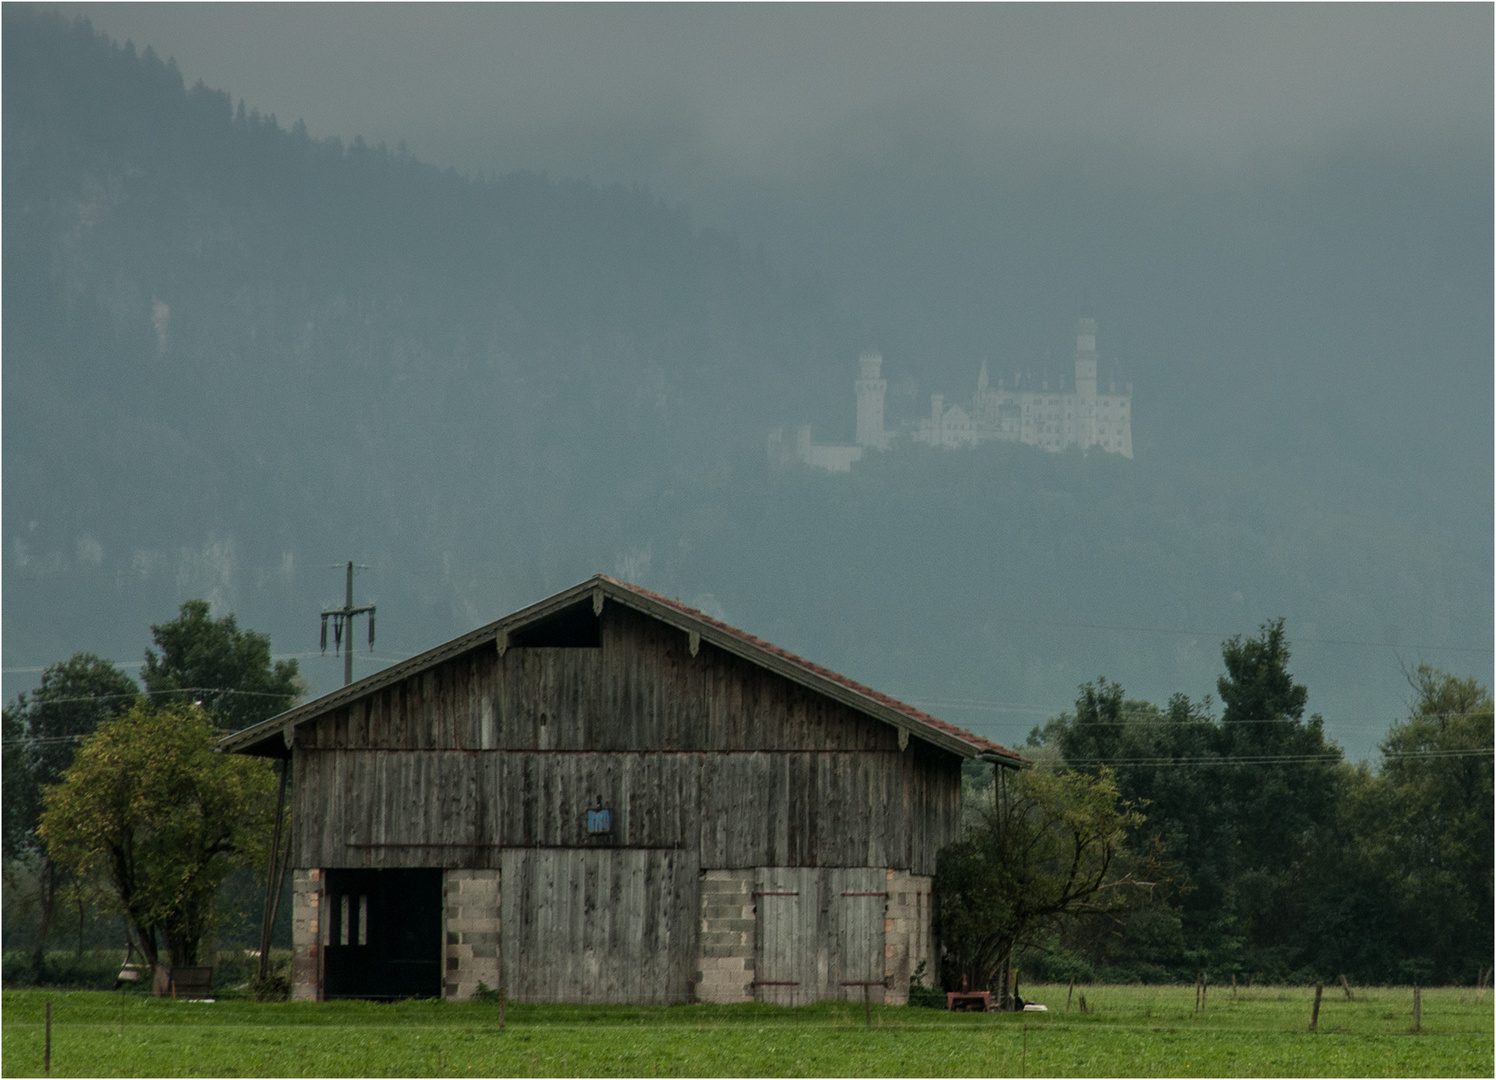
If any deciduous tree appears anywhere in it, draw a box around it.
[935,764,1147,992]
[39,702,278,970]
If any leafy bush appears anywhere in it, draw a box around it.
[907,962,946,1009]
[1016,945,1096,985]
[2,949,130,990]
[250,970,290,1002]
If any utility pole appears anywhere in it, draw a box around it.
[321,561,375,686]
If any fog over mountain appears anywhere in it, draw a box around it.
[5,6,1491,760]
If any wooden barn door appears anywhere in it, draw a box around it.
[753,868,820,1005]
[754,868,888,1005]
[500,848,698,1004]
[827,868,888,1003]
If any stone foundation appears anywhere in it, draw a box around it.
[444,869,501,1000]
[290,868,322,1001]
[882,870,933,1005]
[694,869,755,1003]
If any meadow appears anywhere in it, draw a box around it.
[2,984,1490,1077]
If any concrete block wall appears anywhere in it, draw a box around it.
[695,868,755,1003]
[882,870,933,1006]
[444,869,501,1000]
[290,868,321,1001]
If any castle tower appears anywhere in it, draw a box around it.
[855,351,889,449]
[1074,317,1099,448]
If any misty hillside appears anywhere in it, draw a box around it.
[4,10,1489,758]
[3,11,839,634]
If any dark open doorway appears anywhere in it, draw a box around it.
[323,868,443,1000]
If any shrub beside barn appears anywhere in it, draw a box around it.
[221,576,1024,1004]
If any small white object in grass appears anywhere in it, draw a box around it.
[1022,1003,1047,1011]
[188,998,217,1004]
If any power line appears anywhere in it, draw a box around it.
[5,609,1486,680]
[1058,747,1493,767]
[906,698,1055,715]
[5,651,324,674]
[3,651,403,677]
[2,662,145,674]
[9,687,296,707]
[909,698,1486,730]
[10,686,1481,733]
[980,615,1490,655]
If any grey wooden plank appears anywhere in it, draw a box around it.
[325,751,342,866]
[639,849,659,1003]
[696,753,721,866]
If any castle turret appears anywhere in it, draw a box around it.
[1074,318,1098,400]
[1074,317,1099,448]
[855,351,889,449]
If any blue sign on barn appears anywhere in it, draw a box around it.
[586,807,613,834]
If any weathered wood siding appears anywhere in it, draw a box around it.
[500,848,699,1003]
[291,604,963,875]
[293,746,956,872]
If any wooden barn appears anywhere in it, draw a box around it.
[221,575,1024,1004]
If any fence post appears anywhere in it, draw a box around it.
[1231,973,1237,1001]
[499,985,506,1029]
[44,1001,51,1078]
[1413,986,1421,1033]
[1310,983,1322,1030]
[1066,979,1074,1011]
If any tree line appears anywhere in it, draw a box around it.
[6,607,1489,993]
[935,621,1493,991]
[3,601,294,983]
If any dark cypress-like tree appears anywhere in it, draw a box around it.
[4,654,139,979]
[142,600,300,732]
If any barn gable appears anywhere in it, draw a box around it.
[221,574,1024,765]
[221,576,1023,1006]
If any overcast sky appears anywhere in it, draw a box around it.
[52,4,1493,209]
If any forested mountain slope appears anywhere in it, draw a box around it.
[4,10,1489,760]
[3,10,838,659]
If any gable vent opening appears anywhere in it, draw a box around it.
[507,600,601,648]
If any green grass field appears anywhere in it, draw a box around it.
[3,984,1490,1077]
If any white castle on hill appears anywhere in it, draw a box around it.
[770,318,1132,472]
